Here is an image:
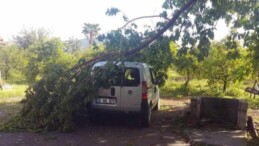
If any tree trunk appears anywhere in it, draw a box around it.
[223,80,227,92]
[4,70,8,80]
[184,80,189,87]
[89,32,93,46]
[185,69,190,87]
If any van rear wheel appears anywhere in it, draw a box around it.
[142,106,151,127]
[153,98,160,111]
[88,112,97,122]
[88,107,98,123]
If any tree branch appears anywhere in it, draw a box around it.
[66,0,198,73]
[120,15,170,29]
[124,0,198,56]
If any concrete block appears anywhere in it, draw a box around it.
[237,100,248,129]
[190,97,201,124]
[186,129,247,146]
[190,97,248,130]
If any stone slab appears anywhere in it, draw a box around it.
[185,129,247,146]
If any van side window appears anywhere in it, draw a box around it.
[123,68,140,86]
[150,69,156,84]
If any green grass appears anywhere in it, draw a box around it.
[0,84,27,98]
[0,84,27,125]
[0,102,23,125]
[159,105,173,111]
[160,76,209,98]
[161,79,259,109]
[6,71,27,84]
[160,70,259,109]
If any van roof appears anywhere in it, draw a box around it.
[93,61,151,68]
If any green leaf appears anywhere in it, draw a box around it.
[106,7,120,16]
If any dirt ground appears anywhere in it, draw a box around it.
[0,98,191,146]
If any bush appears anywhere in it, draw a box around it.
[1,65,93,132]
[225,87,245,97]
[1,62,123,132]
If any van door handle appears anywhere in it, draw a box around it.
[111,87,115,96]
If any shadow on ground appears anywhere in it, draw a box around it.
[0,102,22,124]
[1,97,255,146]
[0,103,190,146]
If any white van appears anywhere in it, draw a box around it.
[88,61,160,127]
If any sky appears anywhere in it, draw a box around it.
[0,0,229,41]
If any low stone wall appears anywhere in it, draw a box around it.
[191,97,248,130]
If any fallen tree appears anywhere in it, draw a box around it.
[1,0,198,132]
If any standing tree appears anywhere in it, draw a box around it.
[0,45,26,80]
[245,32,259,79]
[172,47,199,87]
[201,41,251,92]
[63,37,82,54]
[82,23,101,46]
[13,27,51,50]
[25,38,76,83]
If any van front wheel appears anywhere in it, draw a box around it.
[142,106,151,127]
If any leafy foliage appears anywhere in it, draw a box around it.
[106,7,120,16]
[171,42,199,87]
[130,37,174,86]
[98,28,173,86]
[201,41,251,92]
[161,0,258,59]
[0,45,27,80]
[25,37,76,83]
[245,32,259,78]
[63,37,82,54]
[2,62,121,132]
[13,27,51,50]
[3,68,89,132]
[82,23,101,46]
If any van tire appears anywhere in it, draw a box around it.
[88,113,96,122]
[153,98,160,111]
[88,108,97,123]
[142,106,151,127]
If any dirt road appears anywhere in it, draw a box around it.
[0,98,190,146]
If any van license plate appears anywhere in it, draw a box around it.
[96,98,116,104]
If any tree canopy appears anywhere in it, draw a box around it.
[201,41,251,92]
